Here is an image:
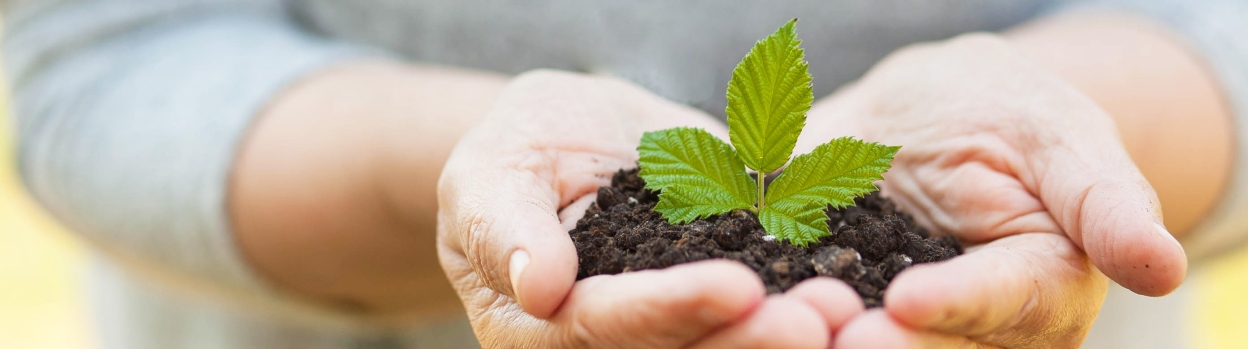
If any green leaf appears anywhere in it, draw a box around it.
[761,137,900,244]
[629,20,902,247]
[759,206,829,247]
[638,128,758,224]
[726,18,814,174]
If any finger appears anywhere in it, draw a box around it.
[688,295,829,349]
[559,193,598,231]
[556,260,767,348]
[448,259,765,348]
[786,277,865,331]
[439,70,736,320]
[1030,124,1187,296]
[835,310,996,349]
[437,132,587,319]
[438,85,640,319]
[883,233,1105,348]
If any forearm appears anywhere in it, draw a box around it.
[1005,10,1235,236]
[5,1,384,300]
[230,60,508,317]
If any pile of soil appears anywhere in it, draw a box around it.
[569,169,963,307]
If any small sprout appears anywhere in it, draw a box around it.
[637,19,899,247]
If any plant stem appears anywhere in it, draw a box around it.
[757,171,766,211]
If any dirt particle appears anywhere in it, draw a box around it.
[771,261,791,274]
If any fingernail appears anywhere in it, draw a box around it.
[509,249,530,298]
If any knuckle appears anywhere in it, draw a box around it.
[502,69,626,120]
[512,69,592,89]
[566,310,608,348]
[946,32,1010,50]
[514,68,636,95]
[462,211,493,257]
[460,206,510,291]
[737,327,779,348]
[878,40,942,67]
[569,295,660,347]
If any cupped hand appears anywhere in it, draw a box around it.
[437,70,862,348]
[797,34,1186,348]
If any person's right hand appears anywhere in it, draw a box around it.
[437,70,864,348]
[794,34,1181,348]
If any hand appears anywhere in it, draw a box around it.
[437,70,864,348]
[797,34,1186,348]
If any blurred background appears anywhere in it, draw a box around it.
[1,86,96,348]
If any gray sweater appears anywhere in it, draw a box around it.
[4,0,1247,348]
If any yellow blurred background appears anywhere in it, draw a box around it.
[2,72,1248,349]
[0,88,96,347]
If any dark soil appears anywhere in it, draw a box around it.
[569,168,963,307]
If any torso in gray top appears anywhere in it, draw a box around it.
[295,0,1051,117]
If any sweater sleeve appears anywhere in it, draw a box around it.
[1058,0,1248,262]
[2,0,382,294]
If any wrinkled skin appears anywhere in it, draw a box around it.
[437,70,864,348]
[796,34,1186,348]
[438,33,1189,348]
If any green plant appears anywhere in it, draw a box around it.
[637,19,899,247]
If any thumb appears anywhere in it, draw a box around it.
[1030,126,1186,296]
[437,135,581,319]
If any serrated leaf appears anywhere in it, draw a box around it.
[759,206,829,247]
[726,19,814,174]
[638,128,758,224]
[762,137,900,242]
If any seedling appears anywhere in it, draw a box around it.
[637,19,899,247]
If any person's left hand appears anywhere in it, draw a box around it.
[798,34,1187,348]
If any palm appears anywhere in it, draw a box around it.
[795,35,1183,348]
[865,123,1108,348]
[795,95,1108,347]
